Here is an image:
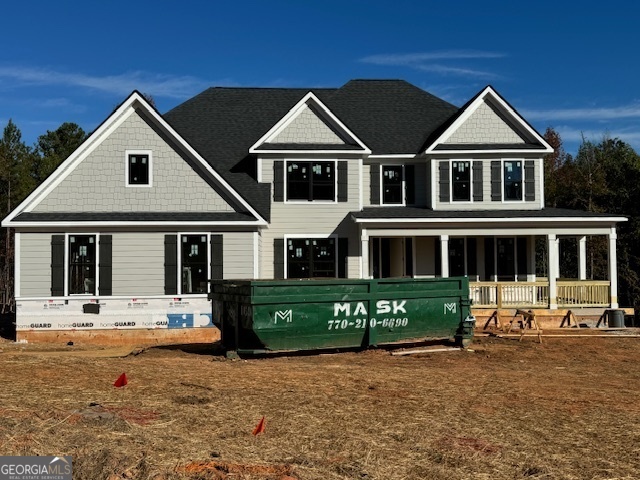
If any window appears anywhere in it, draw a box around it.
[451,161,471,201]
[126,151,152,186]
[69,235,96,294]
[181,235,208,294]
[286,161,335,201]
[287,238,336,278]
[382,165,404,204]
[503,160,522,201]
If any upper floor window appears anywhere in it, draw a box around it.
[504,160,522,201]
[126,150,152,187]
[451,161,471,202]
[286,161,335,201]
[382,165,404,204]
[69,235,96,295]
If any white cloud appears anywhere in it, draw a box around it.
[523,104,640,121]
[0,66,220,99]
[359,50,505,80]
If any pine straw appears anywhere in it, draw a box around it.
[0,336,639,479]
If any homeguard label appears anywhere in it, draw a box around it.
[0,456,72,480]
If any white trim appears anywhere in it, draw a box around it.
[249,91,371,154]
[253,231,260,279]
[2,91,267,227]
[178,232,212,295]
[358,159,363,211]
[369,154,416,159]
[353,216,627,224]
[429,148,550,155]
[284,233,338,280]
[380,164,406,206]
[424,86,554,154]
[257,157,263,183]
[125,149,153,187]
[14,232,20,298]
[284,159,338,203]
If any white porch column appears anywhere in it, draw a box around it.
[440,234,449,278]
[527,235,536,282]
[578,236,587,281]
[360,229,369,279]
[609,228,618,308]
[548,234,557,309]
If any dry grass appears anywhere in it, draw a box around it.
[0,335,639,479]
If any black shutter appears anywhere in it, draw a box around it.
[370,163,380,205]
[337,161,348,202]
[524,160,535,201]
[491,161,502,201]
[274,238,285,279]
[439,161,450,202]
[338,238,348,278]
[405,164,415,205]
[473,161,483,202]
[273,160,284,202]
[210,234,224,280]
[51,235,65,296]
[164,235,178,295]
[99,235,112,296]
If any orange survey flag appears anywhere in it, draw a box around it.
[252,416,266,435]
[114,373,128,388]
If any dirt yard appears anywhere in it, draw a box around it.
[0,334,639,480]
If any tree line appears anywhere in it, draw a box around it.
[0,120,639,310]
[0,120,87,312]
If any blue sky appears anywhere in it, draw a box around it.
[1,0,639,156]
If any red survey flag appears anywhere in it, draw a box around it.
[114,373,128,388]
[252,416,266,435]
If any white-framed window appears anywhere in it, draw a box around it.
[67,234,98,295]
[285,160,336,202]
[503,159,523,202]
[285,235,337,278]
[381,165,405,205]
[451,160,472,202]
[179,233,210,294]
[125,150,152,187]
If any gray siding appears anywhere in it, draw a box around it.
[434,158,543,211]
[444,100,526,144]
[112,232,165,296]
[260,158,360,279]
[33,109,235,213]
[270,105,345,144]
[19,233,51,297]
[223,231,255,279]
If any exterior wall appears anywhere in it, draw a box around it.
[434,157,543,211]
[362,163,371,207]
[223,231,256,279]
[444,100,526,144]
[260,157,360,279]
[415,237,436,277]
[270,105,345,144]
[414,163,428,207]
[19,233,52,297]
[33,109,235,213]
[112,232,165,296]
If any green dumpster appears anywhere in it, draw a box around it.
[209,277,474,355]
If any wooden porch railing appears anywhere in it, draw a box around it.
[470,281,610,308]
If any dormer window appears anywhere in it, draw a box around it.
[126,150,152,187]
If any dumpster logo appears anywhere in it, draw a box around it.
[275,310,293,324]
[444,303,457,314]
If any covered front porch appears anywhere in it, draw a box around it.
[352,208,626,309]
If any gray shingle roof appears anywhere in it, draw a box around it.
[163,80,459,221]
[352,207,626,220]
